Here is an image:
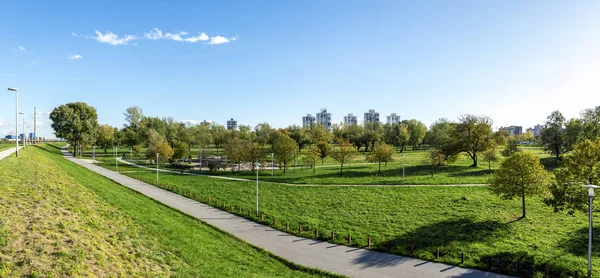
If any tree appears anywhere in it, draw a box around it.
[544,139,600,214]
[386,123,410,152]
[273,134,298,173]
[363,122,384,152]
[482,146,498,171]
[541,110,566,162]
[406,119,427,150]
[49,102,99,157]
[330,139,358,176]
[581,106,600,141]
[122,106,145,149]
[316,140,331,165]
[564,118,583,152]
[304,145,322,173]
[451,114,494,167]
[224,137,245,170]
[172,140,189,161]
[255,123,272,146]
[428,148,447,177]
[490,152,550,219]
[146,129,173,163]
[96,124,115,153]
[243,142,265,171]
[523,130,534,144]
[343,124,365,151]
[366,142,395,174]
[210,124,226,156]
[501,135,521,157]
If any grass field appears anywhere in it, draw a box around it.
[0,144,337,277]
[101,160,594,277]
[0,144,15,152]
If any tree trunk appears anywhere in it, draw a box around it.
[521,185,526,219]
[284,164,287,174]
[470,153,478,167]
[340,162,344,176]
[488,160,491,171]
[378,161,381,174]
[313,162,316,173]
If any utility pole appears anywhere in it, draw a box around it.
[34,107,37,144]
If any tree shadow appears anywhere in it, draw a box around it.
[352,217,510,269]
[479,251,536,278]
[539,157,560,171]
[557,225,600,257]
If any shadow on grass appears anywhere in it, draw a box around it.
[34,144,63,156]
[479,251,535,278]
[539,157,560,172]
[352,217,511,269]
[558,225,600,256]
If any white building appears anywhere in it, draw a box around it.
[364,109,379,124]
[227,118,237,130]
[201,120,213,126]
[344,113,358,126]
[527,124,543,137]
[316,108,332,130]
[386,113,401,124]
[302,114,316,128]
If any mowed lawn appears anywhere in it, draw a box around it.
[0,145,337,277]
[0,144,15,152]
[108,161,595,277]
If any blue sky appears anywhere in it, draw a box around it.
[1,1,599,138]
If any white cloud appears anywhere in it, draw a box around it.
[164,31,187,41]
[68,54,83,60]
[71,32,79,37]
[94,31,136,45]
[18,46,27,52]
[180,120,201,125]
[208,36,229,45]
[144,28,163,40]
[184,33,209,43]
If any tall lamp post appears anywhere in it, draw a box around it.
[402,154,405,179]
[8,88,18,157]
[114,146,118,171]
[584,184,600,278]
[156,153,159,185]
[92,146,96,163]
[19,113,25,149]
[255,161,260,214]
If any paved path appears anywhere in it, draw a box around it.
[65,151,509,278]
[117,158,488,187]
[0,147,22,161]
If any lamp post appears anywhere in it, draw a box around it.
[114,146,118,171]
[271,153,274,177]
[255,161,260,214]
[8,88,18,157]
[584,184,600,278]
[156,153,159,185]
[92,146,96,163]
[130,148,133,162]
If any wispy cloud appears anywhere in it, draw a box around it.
[68,54,83,60]
[208,36,229,45]
[94,31,136,45]
[18,46,27,52]
[77,28,234,46]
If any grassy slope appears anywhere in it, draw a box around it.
[110,161,595,277]
[0,144,15,152]
[0,145,335,277]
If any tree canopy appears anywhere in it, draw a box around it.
[49,102,99,157]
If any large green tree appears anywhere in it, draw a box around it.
[545,139,600,214]
[406,119,427,150]
[273,134,298,173]
[490,152,550,219]
[366,142,395,174]
[96,124,115,153]
[540,110,567,162]
[330,138,358,176]
[451,114,494,167]
[50,102,99,157]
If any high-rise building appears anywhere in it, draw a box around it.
[500,125,523,135]
[386,113,401,124]
[343,114,357,126]
[227,118,238,130]
[526,124,543,138]
[364,109,379,124]
[201,120,213,126]
[302,114,316,128]
[316,108,332,130]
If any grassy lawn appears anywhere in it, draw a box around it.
[0,144,15,152]
[102,160,594,277]
[0,144,337,277]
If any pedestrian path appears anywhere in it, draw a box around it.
[63,150,510,278]
[0,147,22,161]
[116,158,487,187]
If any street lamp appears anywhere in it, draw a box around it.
[271,153,274,177]
[8,88,18,157]
[255,161,260,214]
[583,184,600,278]
[114,146,118,171]
[156,153,159,185]
[92,146,96,163]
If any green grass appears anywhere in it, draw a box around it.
[0,144,15,152]
[104,160,594,277]
[0,144,338,277]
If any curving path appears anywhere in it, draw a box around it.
[0,146,22,161]
[63,151,510,278]
[116,158,487,187]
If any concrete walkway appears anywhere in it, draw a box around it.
[64,151,509,278]
[0,147,22,161]
[117,158,488,187]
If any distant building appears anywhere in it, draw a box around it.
[526,124,543,138]
[343,114,358,126]
[316,108,332,130]
[227,118,238,130]
[201,120,213,126]
[500,125,523,136]
[386,113,401,124]
[302,114,316,128]
[364,109,379,124]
